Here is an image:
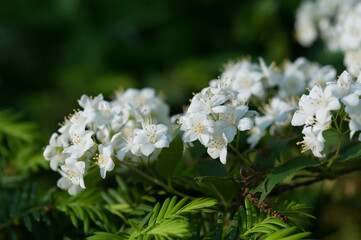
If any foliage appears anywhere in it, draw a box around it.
[205,196,313,240]
[2,1,361,239]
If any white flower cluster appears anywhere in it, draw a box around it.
[292,71,361,157]
[177,85,257,164]
[208,57,337,148]
[44,88,172,195]
[295,0,361,77]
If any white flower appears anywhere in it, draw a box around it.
[114,88,170,125]
[247,124,266,149]
[78,94,103,110]
[111,128,142,161]
[133,123,171,156]
[206,136,228,164]
[259,57,280,87]
[295,1,318,47]
[308,65,336,88]
[297,126,325,158]
[179,113,214,145]
[63,130,95,158]
[57,157,86,196]
[96,101,123,127]
[345,100,361,139]
[327,71,361,107]
[292,84,340,128]
[338,4,361,51]
[78,94,103,125]
[262,97,294,124]
[344,50,361,77]
[44,133,69,171]
[96,144,115,179]
[188,87,228,114]
[68,110,94,134]
[279,65,306,98]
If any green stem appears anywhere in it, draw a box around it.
[327,105,345,169]
[236,130,240,151]
[118,160,194,199]
[228,144,252,167]
[327,134,341,169]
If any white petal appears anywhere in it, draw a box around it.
[220,147,228,164]
[141,144,155,156]
[238,118,254,131]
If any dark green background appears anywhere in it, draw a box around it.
[0,0,343,135]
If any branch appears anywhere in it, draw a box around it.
[270,165,361,196]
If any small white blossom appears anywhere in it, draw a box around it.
[63,130,95,158]
[345,100,361,139]
[57,157,86,196]
[179,113,214,145]
[206,136,228,164]
[44,133,69,171]
[96,144,115,178]
[297,126,326,158]
[133,123,171,156]
[292,84,340,128]
[188,87,228,114]
[96,101,123,127]
[327,71,361,107]
[295,1,318,47]
[111,128,142,161]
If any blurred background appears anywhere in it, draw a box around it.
[0,0,358,239]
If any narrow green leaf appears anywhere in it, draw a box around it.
[149,203,160,225]
[239,206,247,234]
[168,197,188,216]
[261,226,297,240]
[87,232,127,240]
[163,196,177,218]
[215,215,223,240]
[69,213,78,228]
[245,197,253,231]
[23,215,32,232]
[156,198,170,223]
[226,213,238,240]
[279,232,312,240]
[84,217,90,234]
[129,219,141,232]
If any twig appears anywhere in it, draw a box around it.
[271,165,361,196]
[240,169,288,222]
[228,144,252,167]
[118,160,195,199]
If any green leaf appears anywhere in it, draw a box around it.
[87,232,128,240]
[156,135,183,180]
[146,219,191,238]
[337,143,361,163]
[23,215,32,231]
[176,198,217,215]
[269,135,299,162]
[252,156,321,204]
[215,215,223,240]
[195,176,238,206]
[225,213,238,240]
[156,197,170,223]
